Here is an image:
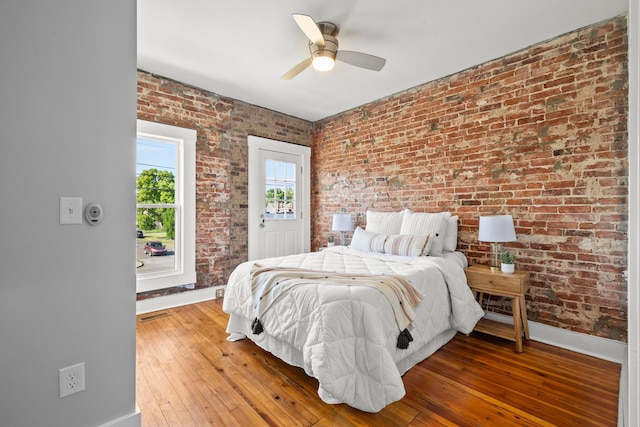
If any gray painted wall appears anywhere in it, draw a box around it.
[0,1,138,426]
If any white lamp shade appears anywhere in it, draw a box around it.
[332,213,352,232]
[478,215,517,242]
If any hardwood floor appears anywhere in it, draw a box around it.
[136,300,621,426]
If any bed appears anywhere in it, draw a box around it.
[222,210,484,412]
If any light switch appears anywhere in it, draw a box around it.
[60,197,83,225]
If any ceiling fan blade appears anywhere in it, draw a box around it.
[336,51,386,71]
[292,14,325,46]
[281,57,313,80]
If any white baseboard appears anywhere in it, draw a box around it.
[484,312,627,363]
[99,408,141,427]
[136,286,220,315]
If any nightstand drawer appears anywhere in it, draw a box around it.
[465,264,530,295]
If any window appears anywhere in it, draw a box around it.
[136,120,196,293]
[264,159,297,220]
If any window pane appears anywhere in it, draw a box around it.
[275,161,285,180]
[286,162,295,181]
[136,137,177,277]
[265,159,275,180]
[136,139,176,204]
[136,207,176,275]
[265,183,276,218]
[137,138,176,175]
[284,182,295,219]
[264,159,296,220]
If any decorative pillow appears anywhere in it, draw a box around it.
[349,227,387,253]
[443,216,459,252]
[383,234,431,257]
[400,210,452,257]
[365,210,405,235]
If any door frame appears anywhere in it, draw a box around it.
[247,135,310,260]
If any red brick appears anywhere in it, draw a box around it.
[311,16,628,341]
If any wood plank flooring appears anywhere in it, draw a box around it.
[136,300,621,426]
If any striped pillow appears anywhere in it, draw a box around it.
[349,227,387,253]
[383,234,431,257]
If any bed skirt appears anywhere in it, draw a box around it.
[226,313,458,406]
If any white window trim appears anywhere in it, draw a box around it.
[136,120,196,293]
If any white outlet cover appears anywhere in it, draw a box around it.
[59,362,85,398]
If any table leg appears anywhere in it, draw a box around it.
[519,294,530,340]
[513,296,523,353]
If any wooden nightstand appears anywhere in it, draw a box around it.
[464,264,531,352]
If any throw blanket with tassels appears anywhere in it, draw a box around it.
[250,263,424,349]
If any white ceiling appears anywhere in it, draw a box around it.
[137,0,628,122]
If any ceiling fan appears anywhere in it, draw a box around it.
[281,13,386,80]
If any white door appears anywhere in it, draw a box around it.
[248,136,310,260]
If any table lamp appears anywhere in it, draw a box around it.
[332,213,352,246]
[478,215,517,271]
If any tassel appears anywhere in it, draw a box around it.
[251,317,264,335]
[405,328,414,342]
[396,328,413,350]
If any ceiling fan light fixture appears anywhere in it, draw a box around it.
[310,34,338,72]
[282,15,386,80]
[312,55,335,71]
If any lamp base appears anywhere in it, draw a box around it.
[490,242,503,270]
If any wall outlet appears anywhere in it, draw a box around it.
[59,362,85,398]
[216,288,225,299]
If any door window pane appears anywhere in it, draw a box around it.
[264,160,296,220]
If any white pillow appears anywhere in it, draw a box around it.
[384,234,432,257]
[350,227,387,253]
[443,216,459,252]
[400,210,452,257]
[365,210,405,235]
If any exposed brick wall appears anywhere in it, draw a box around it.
[137,71,312,299]
[311,17,629,341]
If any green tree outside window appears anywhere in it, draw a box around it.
[137,168,175,239]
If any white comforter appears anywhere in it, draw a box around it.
[222,246,484,412]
